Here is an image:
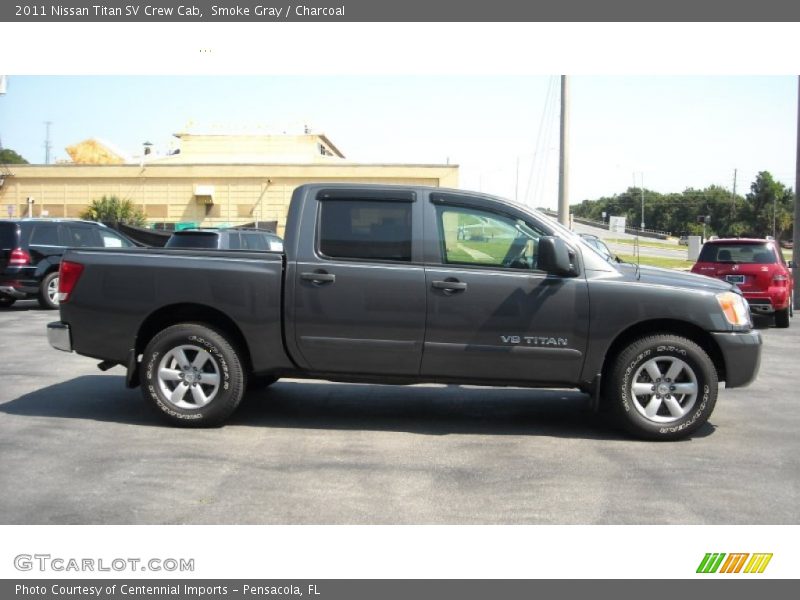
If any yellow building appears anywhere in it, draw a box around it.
[0,132,458,236]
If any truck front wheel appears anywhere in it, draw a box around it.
[140,323,246,427]
[606,335,718,440]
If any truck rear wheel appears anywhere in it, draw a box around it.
[606,334,718,440]
[140,323,246,427]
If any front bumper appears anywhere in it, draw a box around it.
[710,330,762,388]
[47,321,73,353]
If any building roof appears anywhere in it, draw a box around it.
[147,132,346,165]
[65,138,129,164]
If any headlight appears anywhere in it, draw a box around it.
[716,291,751,326]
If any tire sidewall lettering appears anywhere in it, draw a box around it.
[141,327,242,423]
[613,336,718,439]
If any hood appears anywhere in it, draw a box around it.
[615,263,735,293]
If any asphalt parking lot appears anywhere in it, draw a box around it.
[0,301,797,525]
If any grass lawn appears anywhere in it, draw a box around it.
[607,237,679,249]
[616,254,695,270]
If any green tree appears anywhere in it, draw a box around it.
[0,148,29,164]
[741,171,794,240]
[81,195,146,227]
[571,171,793,241]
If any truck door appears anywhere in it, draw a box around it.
[292,189,426,375]
[421,194,590,384]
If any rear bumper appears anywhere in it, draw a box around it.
[0,285,27,299]
[710,330,762,388]
[0,271,40,297]
[744,289,791,312]
[47,321,73,353]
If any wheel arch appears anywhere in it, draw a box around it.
[601,319,726,386]
[135,303,254,374]
[35,257,62,278]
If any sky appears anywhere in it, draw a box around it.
[0,75,796,211]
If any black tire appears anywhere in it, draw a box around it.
[0,296,16,308]
[140,323,246,427]
[248,375,278,390]
[37,272,60,310]
[606,334,718,441]
[775,307,790,328]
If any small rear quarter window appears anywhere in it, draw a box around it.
[0,223,17,249]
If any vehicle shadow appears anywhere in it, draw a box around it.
[0,300,53,312]
[751,314,777,330]
[0,375,714,441]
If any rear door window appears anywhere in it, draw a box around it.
[28,223,62,246]
[242,232,269,251]
[226,232,242,250]
[66,225,102,247]
[318,200,412,262]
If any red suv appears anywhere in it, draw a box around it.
[691,238,795,328]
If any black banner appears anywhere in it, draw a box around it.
[4,0,800,22]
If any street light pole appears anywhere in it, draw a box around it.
[640,174,645,230]
[558,75,570,228]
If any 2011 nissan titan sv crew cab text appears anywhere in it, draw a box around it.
[47,184,762,440]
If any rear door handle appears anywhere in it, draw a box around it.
[301,272,336,284]
[432,279,468,292]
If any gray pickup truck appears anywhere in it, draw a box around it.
[47,184,762,439]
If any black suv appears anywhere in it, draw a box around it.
[0,219,136,309]
[165,228,283,251]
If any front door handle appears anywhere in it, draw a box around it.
[301,272,336,284]
[432,279,468,293]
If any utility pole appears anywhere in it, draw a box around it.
[558,75,570,227]
[731,168,737,217]
[640,174,645,230]
[773,193,777,240]
[794,75,800,310]
[44,121,52,165]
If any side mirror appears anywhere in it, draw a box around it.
[538,236,574,276]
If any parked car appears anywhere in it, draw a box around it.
[47,184,762,440]
[0,219,136,309]
[165,228,283,252]
[691,238,795,328]
[579,233,617,262]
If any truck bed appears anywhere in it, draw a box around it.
[59,247,292,375]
